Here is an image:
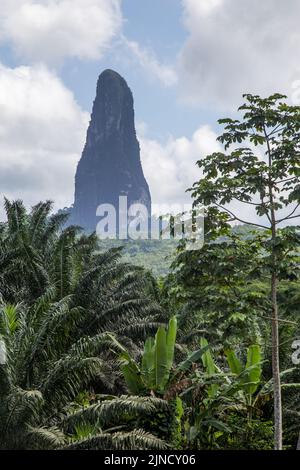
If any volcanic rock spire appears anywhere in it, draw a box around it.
[72,69,151,232]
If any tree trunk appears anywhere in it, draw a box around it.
[271,268,282,450]
[297,432,300,450]
[266,125,283,450]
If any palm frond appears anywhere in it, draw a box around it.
[63,429,167,450]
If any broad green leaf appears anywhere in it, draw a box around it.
[244,344,262,395]
[155,326,168,391]
[200,338,218,376]
[225,349,243,375]
[200,338,219,398]
[121,355,144,395]
[166,316,177,373]
[141,337,155,388]
[176,344,210,375]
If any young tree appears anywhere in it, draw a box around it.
[165,229,270,348]
[190,94,300,450]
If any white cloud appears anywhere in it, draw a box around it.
[183,0,224,16]
[0,1,178,87]
[138,124,220,206]
[180,0,300,109]
[124,37,178,87]
[0,0,122,63]
[0,60,219,219]
[0,62,89,217]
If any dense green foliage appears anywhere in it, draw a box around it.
[1,94,300,450]
[98,238,177,277]
[1,197,300,450]
[189,93,300,449]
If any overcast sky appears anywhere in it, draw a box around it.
[0,0,300,217]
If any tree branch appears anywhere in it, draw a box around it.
[268,125,285,137]
[276,203,300,224]
[234,197,265,207]
[215,203,269,229]
[283,213,300,221]
[276,176,298,185]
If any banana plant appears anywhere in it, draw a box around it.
[200,337,223,398]
[184,341,264,446]
[201,341,263,416]
[118,317,211,398]
[120,316,177,395]
[198,340,263,407]
[225,344,262,413]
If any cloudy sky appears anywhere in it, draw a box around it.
[0,0,300,216]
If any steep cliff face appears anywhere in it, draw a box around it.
[71,69,151,231]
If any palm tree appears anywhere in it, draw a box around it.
[0,300,167,450]
[0,199,70,303]
[0,199,163,346]
[0,199,167,449]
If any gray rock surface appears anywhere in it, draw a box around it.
[71,69,151,232]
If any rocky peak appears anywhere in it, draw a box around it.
[71,69,151,233]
